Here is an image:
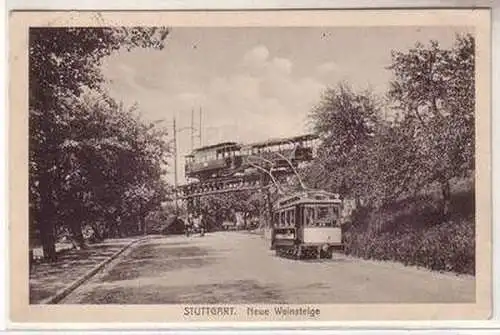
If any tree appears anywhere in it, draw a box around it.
[199,190,267,230]
[387,34,475,218]
[29,27,170,260]
[307,82,381,205]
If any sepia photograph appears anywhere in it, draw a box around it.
[9,9,491,323]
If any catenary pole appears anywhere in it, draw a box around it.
[173,116,178,213]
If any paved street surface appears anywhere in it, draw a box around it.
[62,232,475,304]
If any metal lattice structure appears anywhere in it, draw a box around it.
[176,134,319,223]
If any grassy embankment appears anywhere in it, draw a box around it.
[343,178,475,275]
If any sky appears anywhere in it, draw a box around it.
[99,26,472,184]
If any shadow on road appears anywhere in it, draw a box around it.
[29,240,136,304]
[100,243,216,283]
[78,279,285,304]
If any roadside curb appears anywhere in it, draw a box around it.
[39,235,158,305]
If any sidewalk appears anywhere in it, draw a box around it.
[29,237,141,304]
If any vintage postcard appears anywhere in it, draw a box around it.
[9,9,491,325]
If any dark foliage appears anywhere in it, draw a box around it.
[305,34,475,274]
[29,27,170,260]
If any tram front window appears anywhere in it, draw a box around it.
[304,205,339,227]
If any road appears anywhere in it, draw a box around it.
[62,231,475,304]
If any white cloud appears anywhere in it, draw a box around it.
[195,46,323,146]
[316,61,339,74]
[177,92,203,102]
[271,57,293,75]
[243,45,270,67]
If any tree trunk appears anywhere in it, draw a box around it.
[70,222,86,249]
[354,196,362,210]
[91,223,104,242]
[141,216,147,235]
[266,189,273,229]
[40,218,57,262]
[38,175,57,262]
[441,178,451,220]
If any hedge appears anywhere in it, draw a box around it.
[343,191,475,275]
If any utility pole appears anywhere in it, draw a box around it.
[173,117,179,214]
[191,108,195,151]
[199,106,202,147]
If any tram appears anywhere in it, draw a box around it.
[270,190,344,259]
[241,134,317,170]
[185,142,242,180]
[184,134,318,181]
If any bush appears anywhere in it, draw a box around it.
[343,190,475,275]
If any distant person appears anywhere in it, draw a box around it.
[185,214,193,237]
[198,214,205,236]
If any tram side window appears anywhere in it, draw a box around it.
[331,206,340,226]
[273,213,279,227]
[279,211,286,227]
[304,207,315,226]
[289,209,295,226]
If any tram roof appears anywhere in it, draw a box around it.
[245,134,318,149]
[191,142,240,153]
[274,189,341,209]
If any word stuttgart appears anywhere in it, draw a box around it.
[184,306,237,317]
[247,306,321,318]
